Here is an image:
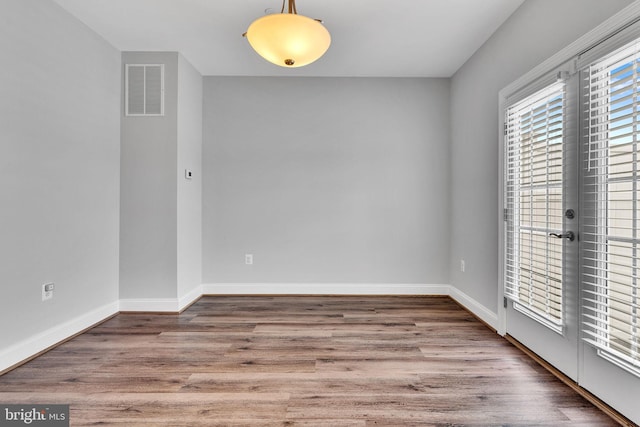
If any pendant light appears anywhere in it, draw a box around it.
[243,0,331,68]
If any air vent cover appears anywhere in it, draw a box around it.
[125,64,164,116]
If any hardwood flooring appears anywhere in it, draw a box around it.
[0,296,620,426]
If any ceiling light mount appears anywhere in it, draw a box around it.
[243,0,331,68]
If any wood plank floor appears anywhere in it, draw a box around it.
[0,296,619,426]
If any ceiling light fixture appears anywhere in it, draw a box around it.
[243,0,331,68]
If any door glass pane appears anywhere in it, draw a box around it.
[505,83,565,332]
[582,39,640,375]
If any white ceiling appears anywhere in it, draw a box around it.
[52,0,525,77]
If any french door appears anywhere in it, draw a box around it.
[504,75,580,380]
[503,34,640,424]
[577,37,640,422]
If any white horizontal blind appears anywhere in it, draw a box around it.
[505,82,565,330]
[582,38,640,375]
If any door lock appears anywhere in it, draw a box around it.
[549,231,575,242]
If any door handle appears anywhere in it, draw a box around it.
[549,231,575,242]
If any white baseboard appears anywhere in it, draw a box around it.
[119,298,180,312]
[202,282,450,296]
[0,301,119,373]
[118,285,203,313]
[449,286,499,330]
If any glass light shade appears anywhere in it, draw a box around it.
[246,13,331,67]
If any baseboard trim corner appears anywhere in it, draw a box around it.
[449,287,499,331]
[178,285,204,312]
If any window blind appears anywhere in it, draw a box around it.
[582,38,640,375]
[505,82,565,331]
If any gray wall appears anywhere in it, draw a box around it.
[449,0,633,312]
[177,54,203,299]
[120,52,179,300]
[203,77,450,285]
[0,0,121,345]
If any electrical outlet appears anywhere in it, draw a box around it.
[42,282,54,301]
[245,254,253,265]
[460,259,465,273]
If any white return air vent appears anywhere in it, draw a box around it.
[125,64,164,116]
